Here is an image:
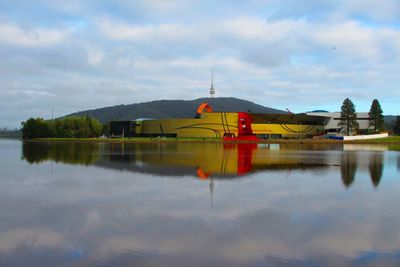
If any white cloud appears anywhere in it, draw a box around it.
[97,17,191,42]
[1,1,400,128]
[221,17,305,41]
[0,23,67,47]
[340,0,400,21]
[87,48,103,65]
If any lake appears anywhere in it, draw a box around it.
[0,139,399,266]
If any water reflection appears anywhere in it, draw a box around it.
[22,142,100,165]
[21,142,393,189]
[398,155,400,171]
[369,153,384,187]
[22,142,333,177]
[1,139,399,266]
[340,152,358,188]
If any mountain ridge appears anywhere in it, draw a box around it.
[66,97,286,123]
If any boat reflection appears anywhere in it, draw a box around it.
[21,142,386,187]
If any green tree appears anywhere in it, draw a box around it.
[102,122,110,136]
[368,99,384,133]
[393,116,400,135]
[21,115,102,139]
[338,98,358,136]
[21,118,51,139]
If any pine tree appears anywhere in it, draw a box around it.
[338,98,358,136]
[393,116,400,135]
[368,99,384,133]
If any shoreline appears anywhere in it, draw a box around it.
[21,136,400,145]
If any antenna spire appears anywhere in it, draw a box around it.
[210,69,215,98]
[209,179,214,209]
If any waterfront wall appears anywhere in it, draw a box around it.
[343,133,389,141]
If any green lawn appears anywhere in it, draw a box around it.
[352,136,400,143]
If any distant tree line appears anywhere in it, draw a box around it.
[394,116,400,135]
[21,116,103,139]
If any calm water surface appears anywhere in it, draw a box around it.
[0,139,400,266]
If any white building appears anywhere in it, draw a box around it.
[306,111,370,134]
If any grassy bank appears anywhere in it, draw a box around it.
[351,136,400,143]
[26,137,222,143]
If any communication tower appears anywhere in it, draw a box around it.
[210,69,215,98]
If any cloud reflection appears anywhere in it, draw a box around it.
[0,140,398,266]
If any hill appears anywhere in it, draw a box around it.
[66,97,286,123]
[384,115,397,131]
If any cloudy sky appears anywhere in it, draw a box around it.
[1,0,400,128]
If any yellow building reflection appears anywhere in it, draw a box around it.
[21,142,388,189]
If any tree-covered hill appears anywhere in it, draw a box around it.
[66,97,286,123]
[384,115,397,131]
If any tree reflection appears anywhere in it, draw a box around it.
[22,142,100,165]
[369,153,384,188]
[398,155,400,172]
[341,152,358,188]
[21,142,332,177]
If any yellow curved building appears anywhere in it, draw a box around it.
[110,103,326,139]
